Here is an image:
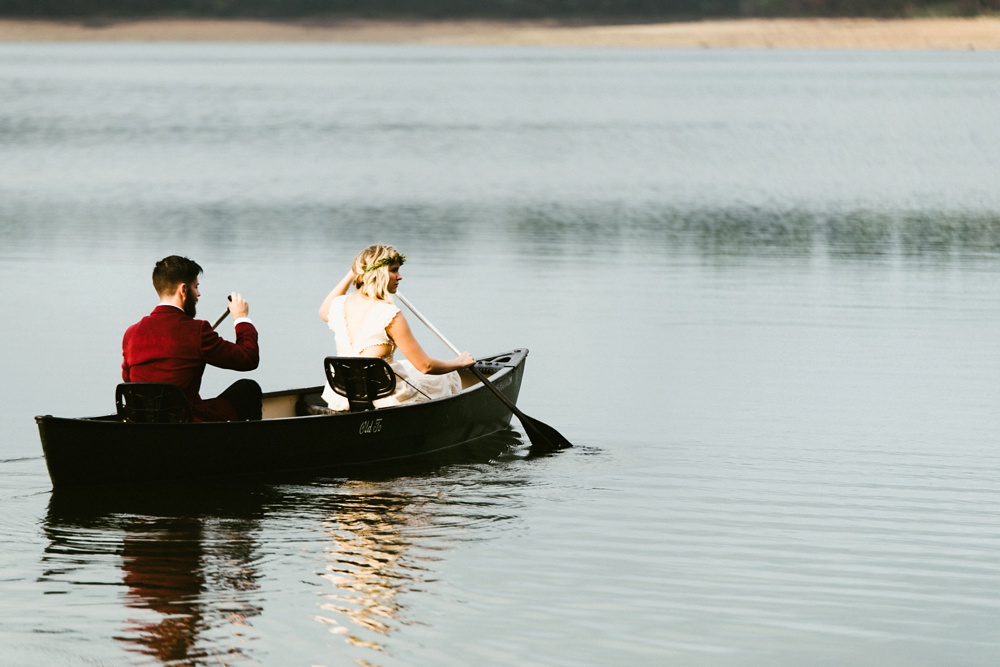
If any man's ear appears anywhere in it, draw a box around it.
[176,282,188,299]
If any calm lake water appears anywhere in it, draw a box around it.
[2,43,999,665]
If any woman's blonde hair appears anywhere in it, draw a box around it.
[352,244,405,301]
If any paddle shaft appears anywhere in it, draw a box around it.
[395,291,571,450]
[395,292,461,356]
[211,295,234,330]
[395,291,520,412]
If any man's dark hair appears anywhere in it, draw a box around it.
[152,255,203,296]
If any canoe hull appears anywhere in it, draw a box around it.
[37,349,527,489]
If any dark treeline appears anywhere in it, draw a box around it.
[1,0,997,20]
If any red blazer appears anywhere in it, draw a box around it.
[122,305,259,422]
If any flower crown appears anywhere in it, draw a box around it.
[363,253,406,274]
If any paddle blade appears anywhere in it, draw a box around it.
[519,414,572,451]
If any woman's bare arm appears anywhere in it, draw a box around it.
[318,270,356,322]
[388,311,474,374]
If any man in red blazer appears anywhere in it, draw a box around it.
[122,255,261,422]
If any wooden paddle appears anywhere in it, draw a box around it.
[211,295,233,330]
[395,291,572,451]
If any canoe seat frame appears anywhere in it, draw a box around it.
[116,382,191,424]
[323,356,397,412]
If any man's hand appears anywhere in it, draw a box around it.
[228,292,250,319]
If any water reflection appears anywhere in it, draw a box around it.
[543,203,1000,260]
[38,429,528,664]
[42,487,268,666]
[118,518,215,663]
[309,428,527,653]
[314,486,413,650]
[5,200,996,265]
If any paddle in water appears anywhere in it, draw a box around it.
[395,291,572,451]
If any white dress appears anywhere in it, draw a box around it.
[321,295,462,411]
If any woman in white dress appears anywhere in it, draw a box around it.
[318,244,475,411]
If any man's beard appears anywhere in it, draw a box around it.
[183,294,198,318]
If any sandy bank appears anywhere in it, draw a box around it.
[0,17,998,49]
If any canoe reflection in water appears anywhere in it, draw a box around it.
[39,427,527,664]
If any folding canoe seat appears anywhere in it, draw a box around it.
[115,383,191,424]
[323,356,396,413]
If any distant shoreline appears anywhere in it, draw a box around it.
[1,17,999,49]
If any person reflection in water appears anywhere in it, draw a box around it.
[317,244,473,411]
[122,255,262,421]
[117,517,263,664]
[315,485,414,648]
[119,518,206,663]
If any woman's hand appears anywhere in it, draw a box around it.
[454,352,475,368]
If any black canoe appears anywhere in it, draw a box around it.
[36,349,528,490]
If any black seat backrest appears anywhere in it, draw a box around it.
[116,383,191,424]
[324,357,396,412]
